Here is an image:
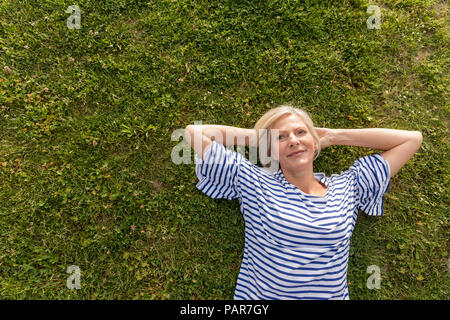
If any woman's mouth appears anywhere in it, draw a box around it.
[287,150,306,157]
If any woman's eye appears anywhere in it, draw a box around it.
[278,131,304,139]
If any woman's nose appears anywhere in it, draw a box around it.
[288,133,300,146]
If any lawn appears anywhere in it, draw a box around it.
[0,0,448,299]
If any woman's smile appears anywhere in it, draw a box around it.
[287,150,306,157]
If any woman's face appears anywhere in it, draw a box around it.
[269,113,317,171]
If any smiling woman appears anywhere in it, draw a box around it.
[253,106,324,196]
[184,104,423,300]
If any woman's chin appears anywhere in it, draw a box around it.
[282,157,312,170]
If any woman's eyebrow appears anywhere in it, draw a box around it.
[277,126,307,133]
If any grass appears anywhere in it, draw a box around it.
[0,0,448,299]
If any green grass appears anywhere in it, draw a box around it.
[0,0,448,299]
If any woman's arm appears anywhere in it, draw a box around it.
[327,128,423,178]
[184,125,257,159]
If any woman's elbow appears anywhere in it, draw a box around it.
[184,125,195,146]
[412,131,423,144]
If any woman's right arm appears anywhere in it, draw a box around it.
[329,128,423,178]
[184,125,257,159]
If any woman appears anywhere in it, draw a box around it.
[184,105,423,300]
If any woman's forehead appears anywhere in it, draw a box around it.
[271,114,306,131]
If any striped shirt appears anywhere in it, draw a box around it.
[194,141,391,300]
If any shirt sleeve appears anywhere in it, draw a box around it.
[349,153,391,216]
[194,140,245,200]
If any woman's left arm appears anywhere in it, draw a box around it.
[326,128,423,178]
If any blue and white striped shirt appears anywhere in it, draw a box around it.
[194,141,391,300]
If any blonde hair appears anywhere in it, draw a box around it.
[253,104,321,168]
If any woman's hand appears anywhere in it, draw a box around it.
[314,127,336,150]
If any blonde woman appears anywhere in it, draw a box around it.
[184,105,423,300]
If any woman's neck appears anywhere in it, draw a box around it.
[282,166,325,195]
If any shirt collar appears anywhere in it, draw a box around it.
[273,169,329,196]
